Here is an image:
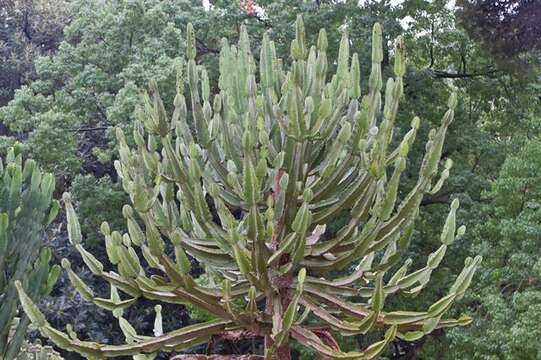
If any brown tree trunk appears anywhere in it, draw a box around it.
[264,334,292,360]
[273,342,292,360]
[263,271,293,360]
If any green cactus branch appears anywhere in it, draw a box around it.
[0,145,60,360]
[16,15,481,360]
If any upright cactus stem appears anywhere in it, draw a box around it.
[0,146,60,360]
[17,17,481,360]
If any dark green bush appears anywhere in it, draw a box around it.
[70,175,128,248]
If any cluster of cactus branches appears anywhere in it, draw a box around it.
[16,16,481,360]
[11,326,64,360]
[14,342,63,360]
[1,145,60,359]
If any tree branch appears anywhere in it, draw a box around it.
[428,20,435,69]
[421,191,451,206]
[250,12,271,27]
[68,126,110,132]
[428,68,499,79]
[196,38,219,56]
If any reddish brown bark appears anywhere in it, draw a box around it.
[263,272,294,360]
[313,329,340,351]
[264,335,292,360]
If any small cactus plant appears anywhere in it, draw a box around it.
[15,342,63,360]
[0,145,60,359]
[16,16,481,359]
[14,335,63,360]
[8,318,63,359]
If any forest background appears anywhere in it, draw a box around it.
[1,0,540,359]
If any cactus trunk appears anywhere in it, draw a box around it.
[264,281,293,360]
[265,341,290,360]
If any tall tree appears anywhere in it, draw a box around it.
[457,0,541,76]
[441,132,541,359]
[0,0,70,106]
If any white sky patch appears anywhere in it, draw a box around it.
[202,0,210,11]
[358,0,455,7]
[400,15,414,30]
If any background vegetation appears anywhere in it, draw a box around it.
[0,0,539,359]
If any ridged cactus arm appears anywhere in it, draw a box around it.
[370,39,405,179]
[367,23,384,129]
[290,323,397,360]
[386,115,420,165]
[260,32,275,94]
[62,192,240,319]
[335,29,351,92]
[15,283,233,359]
[349,53,361,99]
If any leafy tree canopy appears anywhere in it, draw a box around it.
[457,0,541,76]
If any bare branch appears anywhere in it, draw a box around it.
[68,126,110,132]
[428,68,500,79]
[421,191,451,206]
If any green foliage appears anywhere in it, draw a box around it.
[27,112,81,176]
[0,146,60,359]
[71,175,129,248]
[0,137,17,157]
[0,89,80,176]
[11,324,64,360]
[457,0,541,77]
[16,17,480,359]
[0,1,179,189]
[291,341,317,360]
[0,87,53,133]
[1,0,407,177]
[382,5,540,357]
[443,138,541,359]
[0,0,70,106]
[0,0,199,173]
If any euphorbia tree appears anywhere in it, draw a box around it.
[16,16,481,360]
[0,145,60,359]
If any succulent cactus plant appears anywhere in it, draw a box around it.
[16,16,481,360]
[14,336,63,360]
[1,145,60,359]
[8,318,62,360]
[15,342,63,360]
